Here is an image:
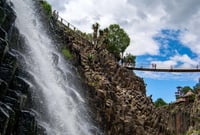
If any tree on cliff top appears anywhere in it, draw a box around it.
[92,22,100,45]
[124,53,136,66]
[105,24,130,60]
[154,98,167,107]
[182,86,193,94]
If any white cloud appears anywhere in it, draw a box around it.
[135,71,200,81]
[149,54,198,69]
[170,54,198,68]
[126,33,159,55]
[46,0,68,11]
[163,0,200,27]
[180,31,200,55]
[47,0,200,56]
[46,0,200,47]
[47,0,168,55]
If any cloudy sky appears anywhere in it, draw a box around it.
[47,0,200,102]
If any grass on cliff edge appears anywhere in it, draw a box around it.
[62,48,72,59]
[40,0,52,17]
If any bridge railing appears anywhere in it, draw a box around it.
[58,16,77,31]
[56,15,93,46]
[125,63,200,70]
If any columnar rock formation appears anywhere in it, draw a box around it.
[47,5,200,134]
[0,1,45,134]
[2,0,200,134]
[191,94,200,129]
[47,12,174,134]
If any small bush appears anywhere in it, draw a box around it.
[87,53,94,62]
[154,98,167,107]
[62,48,72,59]
[187,130,200,135]
[189,95,195,102]
[40,0,52,17]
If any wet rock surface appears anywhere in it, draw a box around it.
[0,0,45,134]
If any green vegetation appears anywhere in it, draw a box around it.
[105,24,130,60]
[182,86,193,94]
[124,53,136,66]
[87,53,94,62]
[90,22,132,61]
[154,98,167,107]
[175,79,200,100]
[189,94,195,102]
[175,86,196,100]
[40,0,52,17]
[62,48,72,59]
[187,129,200,135]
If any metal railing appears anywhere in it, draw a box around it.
[124,63,200,72]
[56,15,93,46]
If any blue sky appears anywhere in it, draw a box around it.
[135,70,200,103]
[134,29,200,103]
[144,77,197,103]
[47,0,200,103]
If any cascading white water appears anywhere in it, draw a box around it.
[11,0,96,134]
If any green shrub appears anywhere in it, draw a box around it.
[189,95,195,102]
[62,48,72,59]
[124,53,136,66]
[154,98,167,107]
[187,130,200,135]
[40,0,52,17]
[87,53,94,62]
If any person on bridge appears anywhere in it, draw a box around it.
[152,64,156,69]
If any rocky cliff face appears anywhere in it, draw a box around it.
[47,6,200,134]
[161,97,200,135]
[164,103,193,135]
[47,13,174,134]
[0,1,45,134]
[190,94,200,130]
[2,0,200,134]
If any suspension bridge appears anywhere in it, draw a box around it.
[124,64,200,72]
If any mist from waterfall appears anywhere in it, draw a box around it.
[11,0,97,134]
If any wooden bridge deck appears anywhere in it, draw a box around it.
[126,67,200,72]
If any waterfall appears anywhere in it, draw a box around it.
[11,0,96,134]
